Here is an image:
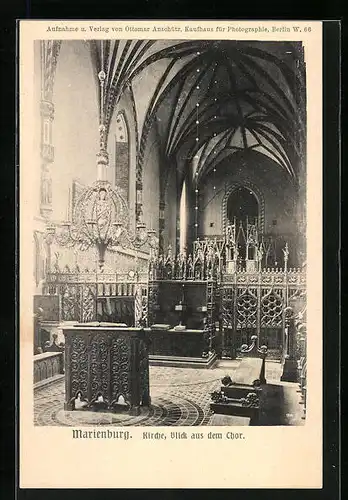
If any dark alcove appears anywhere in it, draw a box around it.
[227,186,259,225]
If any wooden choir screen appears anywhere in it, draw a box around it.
[44,268,148,327]
[220,269,306,359]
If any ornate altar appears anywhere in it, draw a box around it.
[146,242,220,366]
[148,229,306,363]
[62,324,150,415]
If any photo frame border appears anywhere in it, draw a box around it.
[0,12,340,500]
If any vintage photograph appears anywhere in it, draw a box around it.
[32,38,308,429]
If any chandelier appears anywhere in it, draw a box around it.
[46,180,158,270]
[45,44,158,270]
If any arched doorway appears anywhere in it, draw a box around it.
[227,187,259,265]
[227,186,259,226]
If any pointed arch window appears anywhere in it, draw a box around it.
[115,112,130,201]
[227,186,259,227]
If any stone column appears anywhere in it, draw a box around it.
[186,174,196,254]
[40,100,55,219]
[37,41,61,292]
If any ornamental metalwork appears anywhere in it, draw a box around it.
[260,288,284,328]
[236,288,258,329]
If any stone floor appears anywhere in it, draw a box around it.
[34,361,305,427]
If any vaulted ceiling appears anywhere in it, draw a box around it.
[89,40,306,187]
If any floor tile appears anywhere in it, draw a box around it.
[34,362,304,426]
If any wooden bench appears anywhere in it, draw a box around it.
[210,336,267,425]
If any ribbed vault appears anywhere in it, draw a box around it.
[138,41,306,189]
[86,40,305,190]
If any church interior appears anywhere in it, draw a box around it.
[32,39,307,426]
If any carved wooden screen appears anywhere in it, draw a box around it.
[236,288,258,329]
[220,270,305,359]
[61,284,82,321]
[260,288,284,328]
[235,287,258,347]
[222,287,234,330]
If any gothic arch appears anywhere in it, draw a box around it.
[222,181,265,235]
[115,111,129,142]
[113,111,131,203]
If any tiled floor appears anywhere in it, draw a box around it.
[34,361,305,427]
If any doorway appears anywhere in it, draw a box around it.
[227,186,259,225]
[227,187,259,264]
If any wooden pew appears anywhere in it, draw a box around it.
[210,336,267,425]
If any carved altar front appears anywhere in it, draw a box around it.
[63,325,150,415]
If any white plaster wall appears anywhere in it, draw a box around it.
[200,154,298,238]
[142,125,160,233]
[51,40,99,222]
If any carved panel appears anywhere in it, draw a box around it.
[138,339,150,404]
[64,327,149,413]
[61,284,80,321]
[222,287,234,329]
[110,336,131,406]
[70,334,89,399]
[236,288,257,328]
[261,288,284,327]
[81,284,96,323]
[89,333,110,403]
[147,282,159,326]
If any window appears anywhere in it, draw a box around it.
[227,186,259,226]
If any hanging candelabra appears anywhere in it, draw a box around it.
[45,42,158,270]
[46,181,158,270]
